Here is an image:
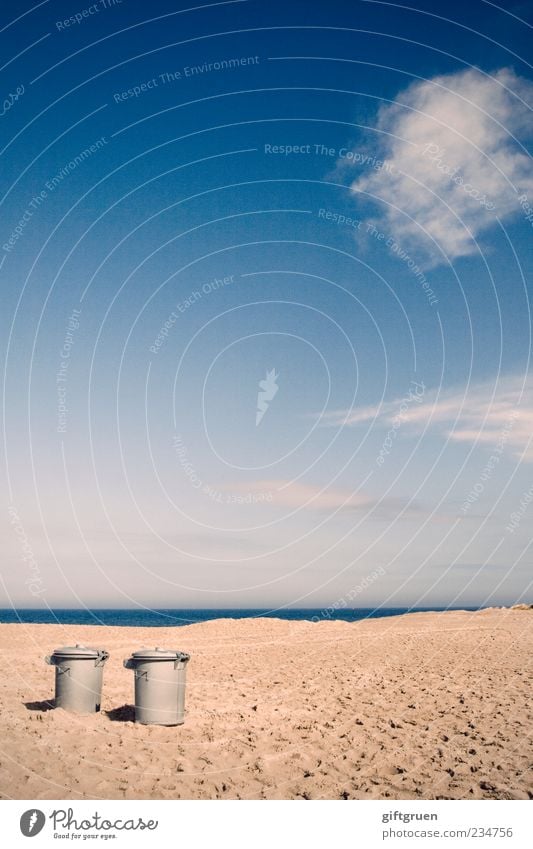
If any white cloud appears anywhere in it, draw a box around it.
[350,68,533,260]
[223,479,429,521]
[320,373,533,460]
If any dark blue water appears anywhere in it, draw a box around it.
[0,607,477,626]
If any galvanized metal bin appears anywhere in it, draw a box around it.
[123,648,190,725]
[45,644,109,713]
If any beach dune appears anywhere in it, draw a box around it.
[0,609,531,800]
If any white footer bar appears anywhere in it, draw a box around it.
[3,799,531,848]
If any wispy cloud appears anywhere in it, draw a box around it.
[318,374,533,460]
[349,68,533,261]
[224,479,428,521]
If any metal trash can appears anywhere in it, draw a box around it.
[45,644,109,713]
[123,648,190,725]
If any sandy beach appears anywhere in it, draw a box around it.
[0,608,531,801]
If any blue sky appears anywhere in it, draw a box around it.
[1,0,532,609]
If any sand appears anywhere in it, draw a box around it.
[0,608,532,800]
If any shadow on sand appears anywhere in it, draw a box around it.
[24,699,55,711]
[104,704,135,722]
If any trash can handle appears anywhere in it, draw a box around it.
[134,669,148,681]
[44,655,70,674]
[96,649,109,667]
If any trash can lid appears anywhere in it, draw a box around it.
[51,644,103,658]
[129,647,190,661]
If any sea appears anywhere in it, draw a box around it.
[0,607,477,626]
